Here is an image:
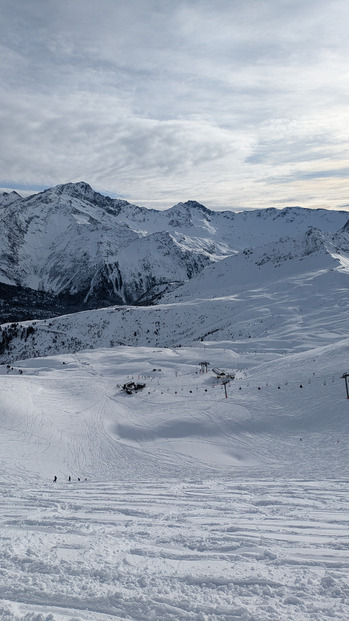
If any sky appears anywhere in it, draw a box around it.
[1,0,349,211]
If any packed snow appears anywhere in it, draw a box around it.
[0,340,348,620]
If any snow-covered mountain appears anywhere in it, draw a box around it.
[0,181,348,323]
[1,218,349,364]
[0,183,213,320]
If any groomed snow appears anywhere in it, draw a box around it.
[0,342,348,620]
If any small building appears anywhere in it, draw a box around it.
[122,381,146,395]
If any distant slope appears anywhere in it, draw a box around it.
[159,226,349,301]
[0,341,348,483]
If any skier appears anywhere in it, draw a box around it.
[53,475,57,482]
[68,476,71,482]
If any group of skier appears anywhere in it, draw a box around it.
[53,475,87,482]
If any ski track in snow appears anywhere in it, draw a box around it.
[0,480,348,621]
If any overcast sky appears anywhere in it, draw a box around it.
[1,0,349,210]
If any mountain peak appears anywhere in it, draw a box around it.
[165,200,213,227]
[50,182,133,214]
[171,200,211,213]
[0,190,22,207]
[53,181,97,199]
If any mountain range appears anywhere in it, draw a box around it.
[0,181,348,363]
[1,181,348,322]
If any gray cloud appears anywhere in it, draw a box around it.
[264,167,349,184]
[0,0,349,210]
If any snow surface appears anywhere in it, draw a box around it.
[0,341,348,620]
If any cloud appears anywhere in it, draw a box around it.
[0,0,349,210]
[266,167,349,184]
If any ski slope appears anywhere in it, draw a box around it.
[0,342,348,620]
